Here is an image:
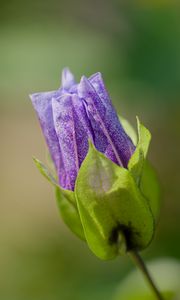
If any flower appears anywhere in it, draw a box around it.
[30,68,135,191]
[31,68,160,260]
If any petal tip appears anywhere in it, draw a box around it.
[29,93,38,104]
[61,67,75,90]
[79,75,88,84]
[89,71,103,81]
[78,76,92,97]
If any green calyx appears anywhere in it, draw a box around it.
[33,117,161,261]
[75,142,154,259]
[74,117,160,260]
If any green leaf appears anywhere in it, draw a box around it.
[33,157,85,240]
[128,118,151,185]
[56,187,85,240]
[33,157,58,186]
[75,143,154,260]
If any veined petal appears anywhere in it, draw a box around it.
[61,68,76,90]
[78,76,135,167]
[52,93,92,190]
[89,72,112,106]
[30,91,63,175]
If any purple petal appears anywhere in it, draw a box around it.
[61,68,76,90]
[52,93,92,190]
[30,91,64,176]
[89,72,112,106]
[78,76,135,167]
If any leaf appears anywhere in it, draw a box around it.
[128,117,151,185]
[75,143,154,260]
[33,157,85,240]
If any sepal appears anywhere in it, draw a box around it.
[33,157,58,186]
[33,157,85,240]
[119,115,137,146]
[75,142,154,260]
[128,117,151,185]
[126,118,161,222]
[140,161,161,222]
[56,187,85,240]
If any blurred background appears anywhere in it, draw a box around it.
[0,1,180,299]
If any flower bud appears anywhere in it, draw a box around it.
[30,68,160,260]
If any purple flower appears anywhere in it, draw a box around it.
[30,68,135,191]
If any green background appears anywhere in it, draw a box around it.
[0,0,180,299]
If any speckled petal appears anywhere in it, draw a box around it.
[30,91,64,175]
[89,72,111,106]
[78,76,135,167]
[52,93,92,190]
[61,68,76,90]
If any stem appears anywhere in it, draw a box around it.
[129,251,164,300]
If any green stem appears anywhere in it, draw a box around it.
[129,251,164,300]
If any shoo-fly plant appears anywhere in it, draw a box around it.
[30,68,163,300]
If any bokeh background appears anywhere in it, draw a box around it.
[0,1,180,299]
